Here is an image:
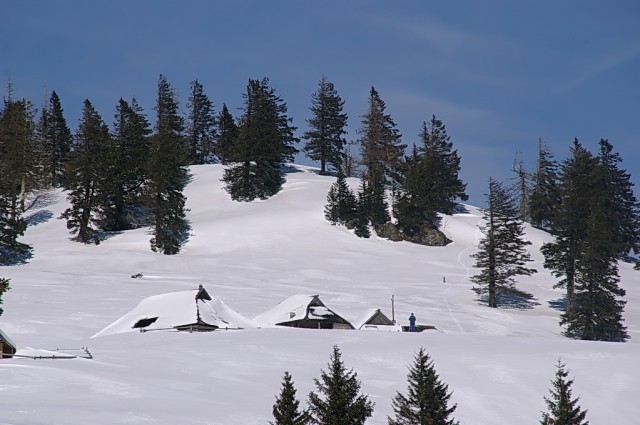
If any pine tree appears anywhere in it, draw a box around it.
[147,75,190,255]
[529,139,560,230]
[308,345,374,425]
[271,371,311,425]
[541,140,596,317]
[388,347,459,425]
[214,103,237,164]
[222,78,298,201]
[303,76,348,175]
[471,178,537,308]
[0,277,9,317]
[61,99,111,244]
[45,91,72,187]
[98,98,151,231]
[324,170,357,226]
[186,79,216,164]
[362,164,390,227]
[540,360,589,425]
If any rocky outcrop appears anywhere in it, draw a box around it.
[374,222,451,246]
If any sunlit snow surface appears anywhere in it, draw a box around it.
[1,164,638,424]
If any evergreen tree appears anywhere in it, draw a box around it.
[45,91,72,187]
[541,140,596,316]
[302,76,348,175]
[308,345,374,425]
[324,170,357,226]
[271,371,311,425]
[388,347,459,425]
[471,178,537,308]
[356,87,404,231]
[511,152,530,220]
[214,103,237,164]
[354,177,372,238]
[61,99,111,244]
[0,277,9,317]
[540,360,589,425]
[529,139,560,230]
[595,139,640,258]
[0,87,35,262]
[186,79,217,164]
[147,75,190,255]
[99,98,151,231]
[222,78,298,201]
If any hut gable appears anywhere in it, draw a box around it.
[356,309,400,331]
[254,295,354,330]
[0,328,17,358]
[92,286,258,338]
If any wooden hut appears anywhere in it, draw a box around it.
[254,295,354,330]
[358,309,396,330]
[0,328,17,358]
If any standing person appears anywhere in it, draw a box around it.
[409,313,416,332]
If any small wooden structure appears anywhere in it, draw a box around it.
[254,295,355,330]
[0,328,17,358]
[358,309,396,330]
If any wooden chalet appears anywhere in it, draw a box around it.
[358,309,395,330]
[0,328,17,358]
[254,295,355,330]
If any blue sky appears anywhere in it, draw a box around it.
[3,1,639,205]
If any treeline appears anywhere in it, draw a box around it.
[268,345,588,425]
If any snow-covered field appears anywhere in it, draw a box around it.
[1,164,638,424]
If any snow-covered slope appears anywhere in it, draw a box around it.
[1,164,638,424]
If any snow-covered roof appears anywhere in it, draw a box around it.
[253,294,317,327]
[0,328,17,349]
[92,288,257,338]
[354,308,401,331]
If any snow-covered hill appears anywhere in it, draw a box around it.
[1,164,638,424]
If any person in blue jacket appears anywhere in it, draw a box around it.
[409,313,416,332]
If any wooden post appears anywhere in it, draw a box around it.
[391,294,395,324]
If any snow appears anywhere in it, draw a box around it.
[0,164,639,424]
[253,294,318,327]
[92,288,258,338]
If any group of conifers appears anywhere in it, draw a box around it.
[269,345,588,425]
[0,75,638,345]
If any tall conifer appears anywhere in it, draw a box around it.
[303,76,348,175]
[147,75,190,255]
[0,277,9,317]
[388,347,459,425]
[308,345,374,425]
[529,139,560,230]
[471,178,536,307]
[186,79,216,164]
[214,103,237,164]
[271,371,311,425]
[540,360,589,425]
[46,91,72,187]
[61,99,110,244]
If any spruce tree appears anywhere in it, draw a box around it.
[0,89,35,262]
[354,178,372,238]
[324,170,357,226]
[511,152,530,221]
[99,98,151,231]
[540,360,588,425]
[45,91,72,187]
[214,103,237,164]
[186,79,216,164]
[271,371,311,425]
[308,345,374,425]
[541,140,596,317]
[61,99,111,244]
[356,87,404,232]
[302,76,348,175]
[388,347,459,425]
[0,277,9,317]
[471,178,537,308]
[222,78,298,201]
[147,75,190,255]
[529,139,560,231]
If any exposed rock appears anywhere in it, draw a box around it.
[374,222,451,246]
